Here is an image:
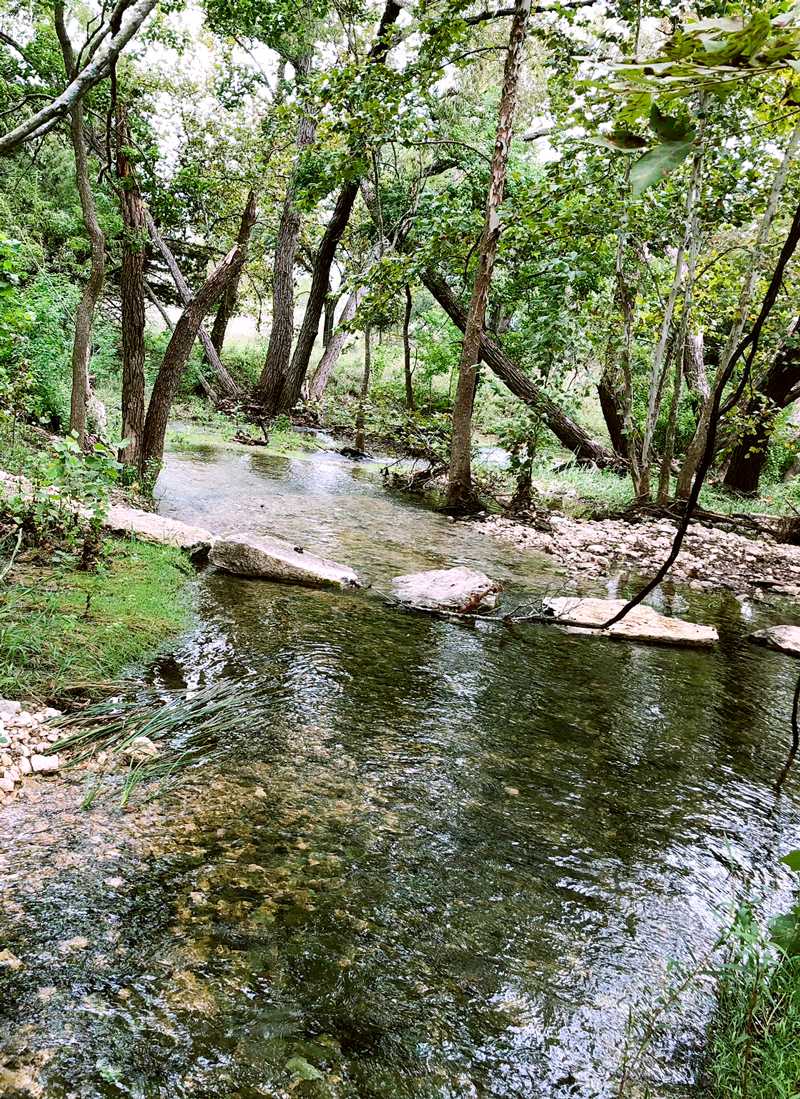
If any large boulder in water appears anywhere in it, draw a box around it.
[749,625,800,657]
[210,532,359,589]
[543,596,718,648]
[391,566,501,613]
[105,505,213,554]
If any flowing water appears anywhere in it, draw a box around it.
[3,439,800,1099]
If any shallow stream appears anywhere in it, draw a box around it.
[3,440,800,1098]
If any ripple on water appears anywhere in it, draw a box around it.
[1,442,800,1098]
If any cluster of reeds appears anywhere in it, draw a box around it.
[51,681,258,808]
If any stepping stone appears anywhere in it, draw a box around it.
[543,596,718,647]
[210,532,359,589]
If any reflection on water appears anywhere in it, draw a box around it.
[1,442,800,1098]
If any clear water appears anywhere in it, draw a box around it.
[2,441,800,1099]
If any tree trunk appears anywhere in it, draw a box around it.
[255,55,316,409]
[55,4,104,448]
[354,324,371,452]
[256,0,403,415]
[209,189,257,357]
[446,0,532,511]
[403,284,414,410]
[722,317,800,493]
[684,332,708,399]
[676,120,800,498]
[306,285,362,402]
[116,106,146,467]
[423,273,617,467]
[657,340,684,504]
[322,284,338,348]
[144,209,244,399]
[139,245,248,476]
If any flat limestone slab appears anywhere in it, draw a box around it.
[391,566,501,612]
[210,532,359,589]
[543,596,718,648]
[105,505,213,551]
[750,625,800,657]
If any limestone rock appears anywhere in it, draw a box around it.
[105,504,213,553]
[543,596,718,648]
[391,567,502,613]
[30,754,59,773]
[749,625,800,657]
[210,532,360,589]
[124,736,159,761]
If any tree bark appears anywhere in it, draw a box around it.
[209,189,257,357]
[425,272,617,466]
[255,0,403,415]
[116,106,146,467]
[446,0,532,511]
[255,55,315,407]
[403,284,415,410]
[676,120,800,497]
[0,0,160,155]
[722,317,800,493]
[55,3,104,448]
[306,285,362,402]
[354,324,371,452]
[144,208,246,398]
[139,245,248,475]
[322,285,338,348]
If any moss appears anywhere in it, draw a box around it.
[0,537,193,704]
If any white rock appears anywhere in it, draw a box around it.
[18,757,31,775]
[44,707,61,719]
[0,778,14,792]
[30,754,59,773]
[211,532,359,589]
[0,700,20,716]
[543,597,718,648]
[391,567,502,613]
[124,736,159,762]
[0,754,10,769]
[105,504,213,552]
[46,732,59,743]
[750,625,800,657]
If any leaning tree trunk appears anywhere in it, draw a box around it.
[209,189,257,357]
[676,120,800,498]
[722,316,800,493]
[255,55,316,409]
[306,285,362,402]
[403,284,415,410]
[446,0,532,511]
[257,0,403,416]
[144,209,244,399]
[139,245,249,476]
[116,106,146,467]
[423,273,618,467]
[55,3,104,448]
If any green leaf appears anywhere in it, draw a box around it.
[286,1057,324,1081]
[781,849,800,871]
[629,140,694,197]
[649,103,695,142]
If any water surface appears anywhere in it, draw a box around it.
[2,441,800,1099]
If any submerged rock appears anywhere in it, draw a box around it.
[543,597,718,647]
[210,532,360,589]
[749,625,800,657]
[105,505,213,554]
[391,566,502,613]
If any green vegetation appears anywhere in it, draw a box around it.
[0,537,192,703]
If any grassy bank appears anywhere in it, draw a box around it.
[0,536,193,704]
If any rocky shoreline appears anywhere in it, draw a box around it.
[475,512,800,599]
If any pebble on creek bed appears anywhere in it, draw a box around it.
[0,701,63,806]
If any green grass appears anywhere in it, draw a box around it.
[0,537,193,704]
[707,953,800,1098]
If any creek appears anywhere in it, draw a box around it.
[2,438,800,1098]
